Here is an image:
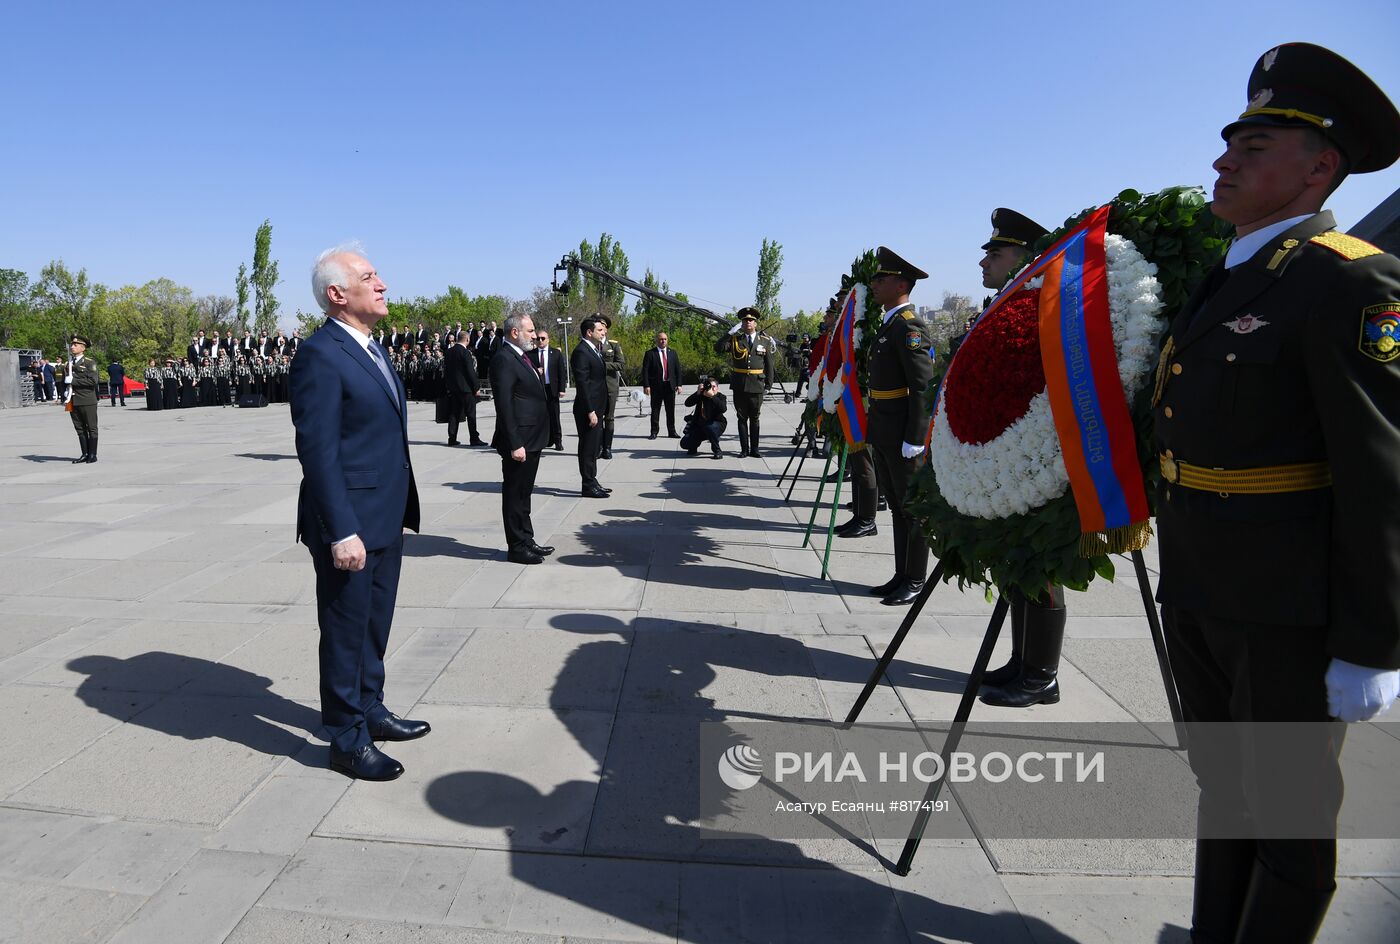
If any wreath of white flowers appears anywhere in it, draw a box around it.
[809,283,868,413]
[929,234,1166,520]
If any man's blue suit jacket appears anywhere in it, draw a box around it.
[290,319,421,551]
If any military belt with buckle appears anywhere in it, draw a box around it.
[1158,454,1332,495]
[869,387,910,400]
[733,368,764,375]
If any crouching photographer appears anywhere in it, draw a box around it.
[680,377,727,459]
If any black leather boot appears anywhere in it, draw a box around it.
[600,427,613,460]
[981,596,1027,687]
[1231,859,1333,943]
[1187,838,1257,944]
[748,419,761,457]
[73,434,90,464]
[882,578,925,606]
[737,422,749,458]
[980,599,1065,707]
[86,436,98,463]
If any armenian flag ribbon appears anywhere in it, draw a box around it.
[833,287,867,446]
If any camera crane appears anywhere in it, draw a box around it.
[551,253,802,402]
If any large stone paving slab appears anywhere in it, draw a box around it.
[422,627,630,710]
[11,694,315,824]
[316,704,612,852]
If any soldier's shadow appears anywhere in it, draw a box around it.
[68,652,322,766]
[421,613,1087,942]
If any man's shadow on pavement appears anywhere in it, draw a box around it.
[69,652,322,767]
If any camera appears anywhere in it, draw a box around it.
[785,333,798,345]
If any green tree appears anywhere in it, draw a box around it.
[754,237,784,320]
[0,268,39,349]
[32,260,95,351]
[234,262,250,330]
[250,219,280,336]
[194,295,237,335]
[294,309,324,338]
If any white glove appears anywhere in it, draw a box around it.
[901,441,926,460]
[1325,659,1400,722]
[728,323,742,335]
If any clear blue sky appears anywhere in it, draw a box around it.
[4,1,1398,325]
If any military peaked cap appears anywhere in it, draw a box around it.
[874,247,928,282]
[982,208,1048,251]
[1221,42,1399,174]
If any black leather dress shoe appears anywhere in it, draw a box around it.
[369,712,432,741]
[870,574,905,596]
[648,432,658,440]
[329,744,404,781]
[508,548,545,564]
[470,438,487,447]
[838,520,877,539]
[447,439,459,446]
[882,579,926,606]
[599,448,612,459]
[748,448,762,458]
[668,432,680,438]
[581,486,609,498]
[553,443,563,451]
[737,449,749,458]
[711,450,722,460]
[528,542,555,556]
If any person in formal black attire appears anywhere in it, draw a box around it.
[680,377,727,458]
[106,359,126,406]
[162,360,179,409]
[188,333,205,364]
[529,329,566,450]
[444,335,483,446]
[255,332,271,357]
[181,358,198,407]
[415,322,430,346]
[144,359,162,411]
[570,317,611,498]
[198,357,216,406]
[641,331,682,439]
[489,314,553,564]
[216,356,232,406]
[287,330,301,353]
[238,330,255,355]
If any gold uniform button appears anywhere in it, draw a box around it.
[1164,407,1174,418]
[1225,353,1236,363]
[1170,363,1182,375]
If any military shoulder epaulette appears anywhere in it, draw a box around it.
[899,310,916,321]
[1310,231,1383,261]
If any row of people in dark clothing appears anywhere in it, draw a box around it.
[143,354,293,409]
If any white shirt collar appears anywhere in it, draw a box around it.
[1224,214,1316,269]
[504,339,526,358]
[328,317,374,353]
[882,302,913,325]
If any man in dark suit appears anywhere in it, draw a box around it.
[641,331,681,439]
[188,333,206,364]
[291,244,426,782]
[106,359,126,406]
[444,335,483,446]
[529,329,566,450]
[415,322,430,347]
[239,330,256,355]
[489,314,553,564]
[570,317,611,498]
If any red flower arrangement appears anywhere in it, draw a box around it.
[941,288,1046,445]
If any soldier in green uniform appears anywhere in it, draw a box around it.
[64,334,100,464]
[1153,43,1400,942]
[865,248,935,606]
[597,314,626,459]
[714,307,774,458]
[970,209,1072,709]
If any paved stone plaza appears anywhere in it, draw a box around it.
[0,393,1396,943]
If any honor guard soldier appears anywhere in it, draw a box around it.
[1154,43,1400,943]
[65,334,101,463]
[866,248,935,605]
[715,307,775,457]
[597,314,626,459]
[971,209,1071,709]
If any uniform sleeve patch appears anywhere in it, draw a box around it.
[1360,305,1400,363]
[906,334,924,350]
